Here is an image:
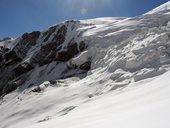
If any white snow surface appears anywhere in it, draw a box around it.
[1,69,170,128]
[1,2,170,128]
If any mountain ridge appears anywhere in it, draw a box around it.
[146,1,170,15]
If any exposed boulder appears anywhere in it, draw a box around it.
[49,80,57,85]
[31,86,42,93]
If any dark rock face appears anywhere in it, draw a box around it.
[4,51,22,67]
[51,25,67,44]
[0,32,40,95]
[32,43,57,66]
[79,61,91,70]
[67,60,91,71]
[0,20,90,97]
[13,31,40,59]
[4,47,10,52]
[2,82,18,95]
[43,26,57,42]
[0,46,22,68]
[0,47,4,64]
[79,41,87,52]
[32,25,67,66]
[13,63,34,77]
[56,38,87,62]
[22,31,41,45]
[57,43,79,61]
[0,47,22,96]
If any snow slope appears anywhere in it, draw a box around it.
[1,2,170,128]
[146,1,170,15]
[1,66,170,128]
[25,70,170,128]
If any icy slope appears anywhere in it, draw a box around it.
[146,1,170,15]
[1,2,170,128]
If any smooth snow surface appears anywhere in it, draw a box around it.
[1,2,170,128]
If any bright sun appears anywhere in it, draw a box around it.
[81,8,87,15]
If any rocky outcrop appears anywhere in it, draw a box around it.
[22,31,40,45]
[13,63,34,77]
[57,43,79,61]
[43,26,57,42]
[0,46,22,68]
[31,25,67,66]
[79,41,87,52]
[0,20,90,97]
[13,31,40,59]
[2,82,18,95]
[79,61,91,70]
[4,51,22,67]
[56,40,87,61]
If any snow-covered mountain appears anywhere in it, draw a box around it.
[146,1,170,14]
[1,2,170,128]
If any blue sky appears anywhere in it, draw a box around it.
[0,0,169,39]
